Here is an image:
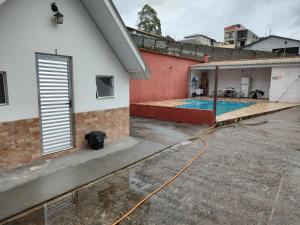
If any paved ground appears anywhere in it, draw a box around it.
[0,137,141,192]
[0,118,204,222]
[130,116,206,145]
[0,137,168,222]
[0,117,204,194]
[3,106,300,225]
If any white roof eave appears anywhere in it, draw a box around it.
[81,0,150,79]
[190,59,300,70]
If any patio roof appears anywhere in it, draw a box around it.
[190,57,300,70]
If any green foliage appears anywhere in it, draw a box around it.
[137,4,162,36]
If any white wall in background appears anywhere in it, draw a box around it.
[208,68,271,98]
[244,36,300,54]
[270,66,300,102]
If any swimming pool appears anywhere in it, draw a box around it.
[177,99,254,115]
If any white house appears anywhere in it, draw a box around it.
[182,34,216,46]
[189,58,300,102]
[244,35,300,55]
[0,0,149,169]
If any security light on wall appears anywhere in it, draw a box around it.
[51,2,64,24]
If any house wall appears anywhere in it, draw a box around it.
[224,30,237,44]
[0,0,129,122]
[269,66,300,102]
[244,37,300,54]
[236,30,259,48]
[0,107,129,169]
[0,0,130,169]
[246,30,259,45]
[207,68,272,98]
[130,50,200,103]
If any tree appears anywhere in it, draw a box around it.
[137,4,162,36]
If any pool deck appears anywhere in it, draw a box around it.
[132,98,299,125]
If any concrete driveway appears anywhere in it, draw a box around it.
[4,107,300,225]
[130,116,206,145]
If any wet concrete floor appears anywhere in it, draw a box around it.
[2,106,300,225]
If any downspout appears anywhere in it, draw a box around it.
[188,68,192,98]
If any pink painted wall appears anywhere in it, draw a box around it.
[130,50,201,103]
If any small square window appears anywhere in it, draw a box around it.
[96,76,114,98]
[0,72,8,105]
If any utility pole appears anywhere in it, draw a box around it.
[283,41,288,58]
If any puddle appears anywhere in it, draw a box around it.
[2,139,202,225]
[29,160,51,171]
[3,170,149,225]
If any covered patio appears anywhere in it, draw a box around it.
[189,57,300,102]
[131,58,300,126]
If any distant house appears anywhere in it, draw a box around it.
[243,35,300,55]
[182,34,216,46]
[224,24,259,48]
[213,42,235,49]
[127,26,175,41]
[0,0,149,169]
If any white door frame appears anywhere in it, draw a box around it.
[35,53,75,155]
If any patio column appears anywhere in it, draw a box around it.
[213,66,219,119]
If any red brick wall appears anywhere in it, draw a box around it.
[0,107,129,170]
[130,104,215,125]
[130,50,200,103]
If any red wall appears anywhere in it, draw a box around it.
[130,50,200,103]
[130,104,215,125]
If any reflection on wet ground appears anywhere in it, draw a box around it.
[3,171,148,225]
[3,140,200,225]
[3,107,300,225]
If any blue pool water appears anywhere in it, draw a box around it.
[177,99,254,115]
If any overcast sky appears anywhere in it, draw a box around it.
[113,0,300,42]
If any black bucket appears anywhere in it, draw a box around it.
[85,131,106,150]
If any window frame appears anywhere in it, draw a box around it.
[95,75,115,99]
[226,32,234,39]
[0,71,8,106]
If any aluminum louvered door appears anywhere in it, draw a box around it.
[36,54,73,155]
